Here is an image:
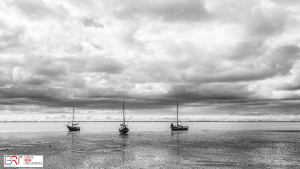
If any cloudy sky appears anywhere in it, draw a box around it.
[1,0,300,121]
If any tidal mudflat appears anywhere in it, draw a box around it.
[1,122,300,168]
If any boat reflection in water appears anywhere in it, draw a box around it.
[67,131,80,153]
[171,131,188,155]
[119,134,129,163]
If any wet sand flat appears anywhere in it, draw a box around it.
[1,122,300,168]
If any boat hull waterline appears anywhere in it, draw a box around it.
[119,126,129,134]
[171,125,188,131]
[67,125,80,131]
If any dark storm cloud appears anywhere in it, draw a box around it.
[114,0,213,22]
[167,84,252,100]
[80,87,130,99]
[0,96,178,111]
[216,99,300,115]
[0,86,60,99]
[181,66,275,83]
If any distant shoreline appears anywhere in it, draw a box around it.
[1,121,300,122]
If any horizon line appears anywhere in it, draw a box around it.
[1,120,300,122]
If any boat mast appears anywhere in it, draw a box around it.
[72,107,75,127]
[177,102,179,126]
[123,100,125,125]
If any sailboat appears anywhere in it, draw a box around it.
[119,100,129,134]
[67,107,80,131]
[170,102,188,131]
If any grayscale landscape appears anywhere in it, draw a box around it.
[1,0,300,168]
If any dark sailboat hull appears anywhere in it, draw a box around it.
[67,125,80,131]
[119,126,129,134]
[171,125,188,131]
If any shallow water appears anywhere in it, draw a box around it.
[1,122,300,168]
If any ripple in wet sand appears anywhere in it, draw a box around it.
[0,147,13,151]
